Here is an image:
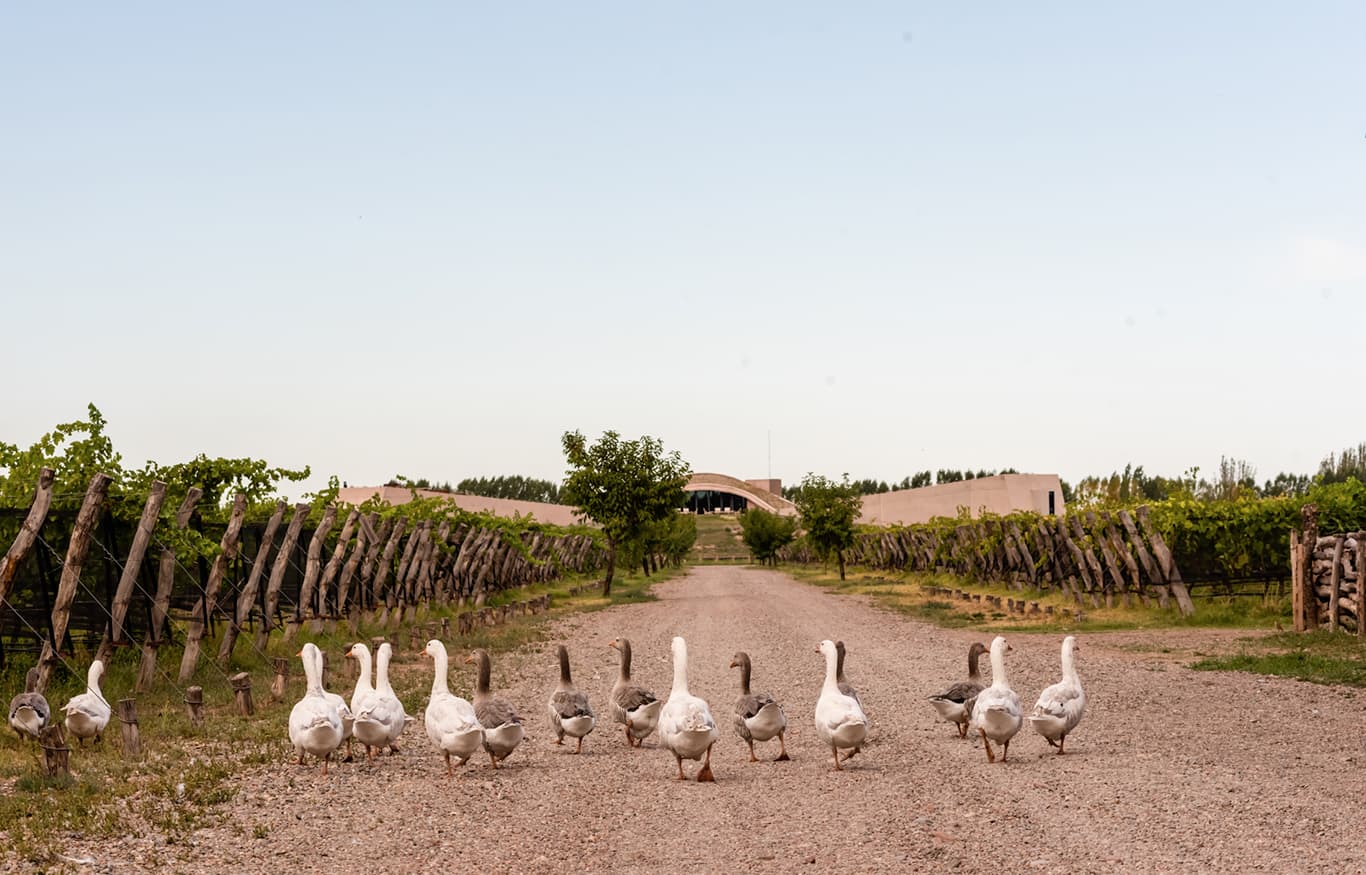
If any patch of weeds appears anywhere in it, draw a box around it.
[1191,631,1366,686]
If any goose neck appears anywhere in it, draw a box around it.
[618,641,632,681]
[356,648,373,690]
[990,644,1010,689]
[738,656,752,695]
[822,647,842,694]
[671,642,690,696]
[476,652,491,695]
[967,647,983,680]
[558,647,573,688]
[376,646,392,694]
[429,646,449,697]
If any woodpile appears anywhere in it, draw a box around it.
[1299,531,1364,634]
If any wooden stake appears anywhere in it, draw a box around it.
[1329,535,1345,633]
[180,494,248,681]
[39,722,70,778]
[1134,506,1195,617]
[97,480,167,664]
[36,472,113,693]
[138,488,202,692]
[116,698,141,758]
[288,504,338,641]
[230,672,255,716]
[257,504,309,652]
[218,499,288,666]
[184,686,205,727]
[270,658,288,702]
[1291,531,1304,633]
[0,467,55,614]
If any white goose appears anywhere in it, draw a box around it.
[659,636,720,782]
[289,642,344,774]
[608,638,664,748]
[347,642,387,761]
[814,640,869,770]
[969,636,1023,763]
[313,646,355,761]
[421,639,484,777]
[547,645,595,754]
[1028,636,1086,755]
[62,659,111,746]
[9,667,50,742]
[372,642,410,755]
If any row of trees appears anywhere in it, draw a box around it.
[744,474,862,579]
[385,474,564,504]
[783,469,1020,500]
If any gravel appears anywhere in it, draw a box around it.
[70,567,1366,873]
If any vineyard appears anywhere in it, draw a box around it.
[0,468,606,687]
[781,480,1366,617]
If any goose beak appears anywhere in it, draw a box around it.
[345,647,354,658]
[295,649,303,657]
[728,660,738,668]
[420,650,430,659]
[463,655,475,665]
[608,640,618,650]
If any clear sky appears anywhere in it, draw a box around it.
[3,3,1363,496]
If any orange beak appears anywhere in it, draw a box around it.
[295,649,303,657]
[728,660,738,668]
[463,655,475,665]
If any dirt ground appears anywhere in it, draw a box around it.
[93,566,1366,873]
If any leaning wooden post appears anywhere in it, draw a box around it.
[256,503,309,653]
[180,494,248,681]
[35,472,113,694]
[39,722,70,778]
[217,500,287,667]
[287,504,337,642]
[116,699,141,758]
[0,467,56,614]
[270,658,288,702]
[1291,530,1305,633]
[315,508,359,633]
[1134,506,1195,617]
[96,481,167,665]
[1328,535,1346,633]
[230,672,255,716]
[1301,504,1320,629]
[184,686,205,727]
[137,488,203,692]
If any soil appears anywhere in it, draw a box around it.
[73,566,1366,873]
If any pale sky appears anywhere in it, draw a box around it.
[3,3,1363,497]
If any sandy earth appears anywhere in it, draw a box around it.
[85,567,1366,873]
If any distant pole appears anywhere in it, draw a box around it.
[768,430,772,481]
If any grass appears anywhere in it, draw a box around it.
[783,564,1293,635]
[689,513,748,562]
[1191,631,1366,687]
[0,565,677,866]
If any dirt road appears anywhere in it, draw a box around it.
[188,566,1366,873]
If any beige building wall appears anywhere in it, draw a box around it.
[857,473,1065,526]
[336,486,587,528]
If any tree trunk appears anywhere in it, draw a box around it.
[837,550,846,581]
[36,472,113,694]
[602,536,616,597]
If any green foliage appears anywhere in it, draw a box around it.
[456,474,563,504]
[792,473,863,580]
[1319,442,1366,485]
[1192,631,1366,686]
[0,403,122,508]
[560,430,691,589]
[738,508,798,565]
[127,454,310,518]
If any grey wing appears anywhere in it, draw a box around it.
[552,689,592,720]
[838,680,863,707]
[737,691,773,720]
[617,685,657,711]
[934,680,983,704]
[10,693,49,723]
[477,697,522,727]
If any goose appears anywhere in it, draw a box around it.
[1028,636,1086,754]
[373,642,411,755]
[547,645,594,753]
[608,638,663,748]
[421,639,484,776]
[347,642,387,761]
[659,636,720,782]
[9,667,49,741]
[466,649,525,768]
[289,642,345,774]
[814,640,869,770]
[729,651,789,762]
[62,659,111,746]
[834,640,865,756]
[312,646,355,761]
[928,641,988,738]
[969,636,1023,763]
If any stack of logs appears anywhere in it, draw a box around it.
[1295,530,1365,634]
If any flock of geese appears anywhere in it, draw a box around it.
[284,631,1087,778]
[5,633,1086,779]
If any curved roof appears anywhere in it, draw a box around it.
[684,473,797,516]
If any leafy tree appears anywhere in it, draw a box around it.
[738,508,798,566]
[456,474,562,503]
[1319,443,1366,485]
[560,430,691,595]
[0,403,123,509]
[793,473,863,581]
[625,511,697,575]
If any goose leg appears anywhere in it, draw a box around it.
[1001,739,1010,763]
[321,753,331,776]
[980,728,996,763]
[746,738,757,762]
[444,751,454,778]
[697,744,715,783]
[343,738,354,763]
[957,720,968,739]
[675,754,686,781]
[624,725,634,747]
[775,731,790,762]
[832,743,843,771]
[1056,735,1066,755]
[575,736,584,755]
[488,749,500,769]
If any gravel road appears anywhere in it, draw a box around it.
[179,566,1366,873]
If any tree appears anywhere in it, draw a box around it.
[560,430,691,595]
[738,508,798,566]
[793,473,863,581]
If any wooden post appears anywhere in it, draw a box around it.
[35,472,113,693]
[137,488,202,692]
[256,504,309,653]
[1134,506,1195,617]
[288,504,338,641]
[335,513,372,616]
[218,500,287,666]
[184,686,205,726]
[315,508,359,629]
[1119,509,1170,607]
[270,657,289,702]
[371,517,408,614]
[180,494,248,681]
[0,468,56,614]
[116,698,141,758]
[1328,535,1345,633]
[96,481,167,664]
[230,672,255,716]
[39,722,70,778]
[1301,504,1320,629]
[1291,531,1305,633]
